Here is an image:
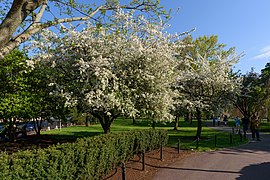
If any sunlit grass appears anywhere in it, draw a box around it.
[42,118,248,151]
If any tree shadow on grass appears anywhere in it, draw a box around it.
[236,162,270,180]
[46,131,102,140]
[0,131,102,153]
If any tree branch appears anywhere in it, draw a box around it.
[0,5,103,59]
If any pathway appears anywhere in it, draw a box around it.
[153,126,270,180]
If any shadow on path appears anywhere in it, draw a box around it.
[146,163,239,174]
[236,162,270,180]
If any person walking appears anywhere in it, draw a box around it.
[217,116,221,126]
[223,115,228,126]
[212,116,216,126]
[235,116,241,134]
[250,114,260,141]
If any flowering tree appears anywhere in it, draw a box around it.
[174,35,241,137]
[32,11,182,133]
[0,0,168,59]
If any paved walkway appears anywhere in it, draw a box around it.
[154,127,270,180]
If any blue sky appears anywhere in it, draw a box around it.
[160,0,270,74]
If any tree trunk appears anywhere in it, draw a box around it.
[85,116,89,127]
[184,111,189,122]
[152,120,156,129]
[100,117,112,134]
[34,118,42,136]
[0,0,46,50]
[173,115,179,131]
[195,108,202,139]
[132,117,136,124]
[6,118,17,141]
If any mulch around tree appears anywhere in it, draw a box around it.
[104,147,194,180]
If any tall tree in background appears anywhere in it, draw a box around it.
[0,0,168,59]
[234,69,265,121]
[259,63,270,119]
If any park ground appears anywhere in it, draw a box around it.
[105,127,270,180]
[0,118,269,179]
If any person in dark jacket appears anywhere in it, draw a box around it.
[250,114,260,141]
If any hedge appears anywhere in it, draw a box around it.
[0,129,168,180]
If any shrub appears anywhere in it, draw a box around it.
[0,129,167,179]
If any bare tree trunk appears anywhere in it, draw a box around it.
[34,118,42,136]
[100,116,113,134]
[0,0,46,50]
[195,108,202,139]
[132,117,136,124]
[152,120,156,129]
[173,115,179,131]
[92,112,119,134]
[85,116,89,127]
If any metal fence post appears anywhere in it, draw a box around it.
[142,151,145,171]
[121,163,126,180]
[239,132,243,142]
[160,144,163,160]
[178,138,180,153]
[215,135,217,147]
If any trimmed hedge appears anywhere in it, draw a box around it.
[0,129,168,179]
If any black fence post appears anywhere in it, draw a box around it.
[230,133,233,144]
[215,135,217,147]
[232,127,235,134]
[196,138,199,149]
[142,151,145,171]
[122,163,126,180]
[178,138,180,153]
[160,144,163,160]
[239,132,243,142]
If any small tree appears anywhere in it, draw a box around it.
[0,49,32,140]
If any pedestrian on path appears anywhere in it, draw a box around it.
[235,116,241,134]
[212,116,216,126]
[250,114,260,141]
[223,115,228,126]
[217,116,221,126]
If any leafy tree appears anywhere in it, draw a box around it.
[174,35,240,137]
[32,11,182,133]
[260,63,270,120]
[0,49,32,140]
[234,69,265,122]
[0,0,168,59]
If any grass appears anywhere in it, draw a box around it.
[41,118,248,151]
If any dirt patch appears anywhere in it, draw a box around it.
[104,147,194,180]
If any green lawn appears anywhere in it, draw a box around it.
[42,118,248,151]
